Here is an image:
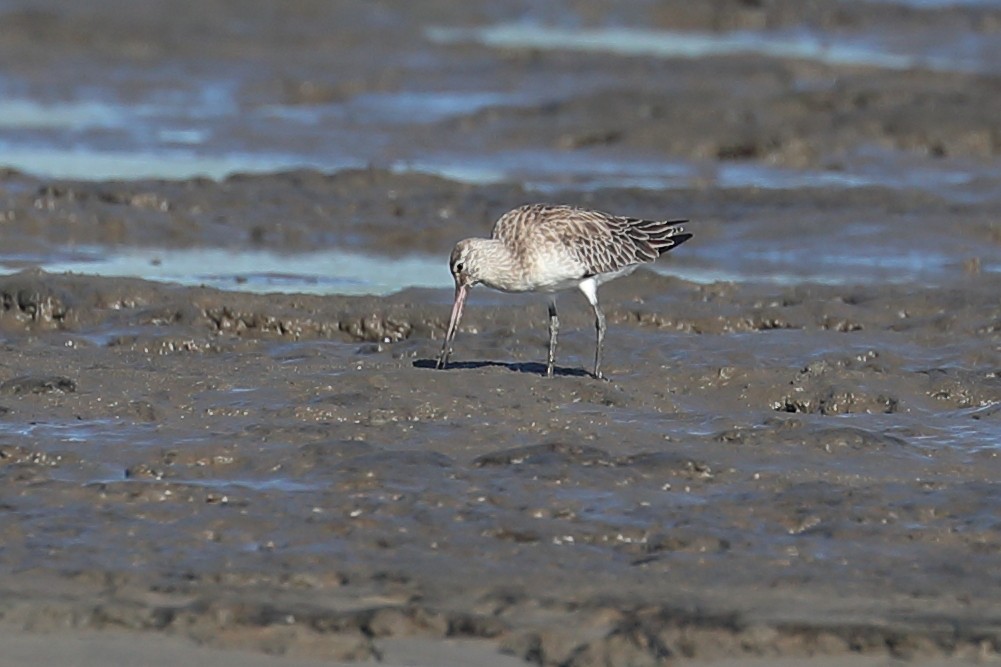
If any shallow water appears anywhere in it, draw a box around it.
[2,224,994,295]
[426,23,994,72]
[0,246,451,296]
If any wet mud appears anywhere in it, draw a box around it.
[2,264,1001,663]
[2,0,1001,665]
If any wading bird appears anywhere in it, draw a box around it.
[436,204,692,378]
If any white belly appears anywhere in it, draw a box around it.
[591,264,639,286]
[494,264,639,294]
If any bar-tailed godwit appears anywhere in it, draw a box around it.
[436,204,692,378]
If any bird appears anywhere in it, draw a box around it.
[435,203,692,378]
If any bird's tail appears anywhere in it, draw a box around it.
[628,218,692,255]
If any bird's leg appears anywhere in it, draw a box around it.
[578,279,605,379]
[547,300,559,377]
[592,302,606,380]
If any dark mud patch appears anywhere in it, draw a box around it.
[0,375,76,396]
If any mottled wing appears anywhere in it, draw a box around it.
[490,204,545,244]
[493,204,689,277]
[555,208,648,275]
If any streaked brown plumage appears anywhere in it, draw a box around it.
[436,203,692,378]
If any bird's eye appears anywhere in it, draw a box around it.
[455,262,464,273]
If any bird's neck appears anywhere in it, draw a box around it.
[469,239,525,292]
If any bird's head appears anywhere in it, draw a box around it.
[438,238,487,370]
[448,239,482,288]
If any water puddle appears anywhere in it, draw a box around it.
[257,90,527,126]
[0,246,452,296]
[1,86,995,200]
[0,99,128,130]
[392,148,993,201]
[427,23,993,73]
[0,144,361,181]
[0,86,528,180]
[2,233,992,297]
[392,151,694,192]
[687,219,1001,286]
[3,141,989,199]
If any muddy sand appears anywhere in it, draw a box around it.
[3,0,1001,665]
[2,248,1001,665]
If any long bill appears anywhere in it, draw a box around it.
[436,282,468,369]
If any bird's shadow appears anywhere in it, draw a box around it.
[413,358,593,378]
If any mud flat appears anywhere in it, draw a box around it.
[1,259,1001,665]
[2,0,1001,665]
